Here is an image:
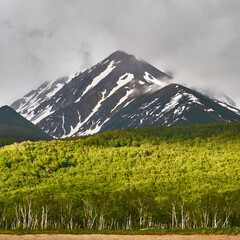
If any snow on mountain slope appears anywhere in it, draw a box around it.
[101,84,240,131]
[12,51,171,137]
[11,50,240,138]
[11,70,80,125]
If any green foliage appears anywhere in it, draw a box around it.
[0,123,240,230]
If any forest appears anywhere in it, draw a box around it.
[0,123,240,231]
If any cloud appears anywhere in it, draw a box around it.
[78,43,93,70]
[0,0,240,107]
[1,19,12,29]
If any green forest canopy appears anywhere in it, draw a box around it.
[0,123,240,230]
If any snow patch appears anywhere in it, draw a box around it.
[56,98,61,103]
[123,99,134,108]
[15,76,72,124]
[143,72,165,87]
[67,111,82,137]
[106,73,134,99]
[183,92,202,105]
[101,60,109,65]
[174,105,186,116]
[218,102,240,115]
[111,89,134,113]
[205,108,214,112]
[161,91,202,115]
[76,61,116,102]
[32,106,53,124]
[46,83,64,98]
[66,90,108,137]
[140,98,158,110]
[161,93,183,114]
[182,116,187,121]
[61,115,67,137]
[83,117,110,135]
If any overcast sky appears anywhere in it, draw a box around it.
[1,0,240,107]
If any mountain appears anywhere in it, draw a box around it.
[0,105,52,146]
[101,83,240,131]
[11,51,240,138]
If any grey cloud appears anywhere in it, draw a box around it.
[21,20,60,39]
[0,0,240,107]
[1,19,12,28]
[24,52,45,71]
[78,43,93,70]
[22,29,45,39]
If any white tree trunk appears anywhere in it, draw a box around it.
[171,202,178,229]
[181,202,185,229]
[41,206,45,230]
[27,199,32,229]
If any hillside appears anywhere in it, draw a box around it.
[0,106,52,147]
[0,123,240,230]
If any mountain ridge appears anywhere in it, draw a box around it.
[11,50,240,138]
[0,105,52,146]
